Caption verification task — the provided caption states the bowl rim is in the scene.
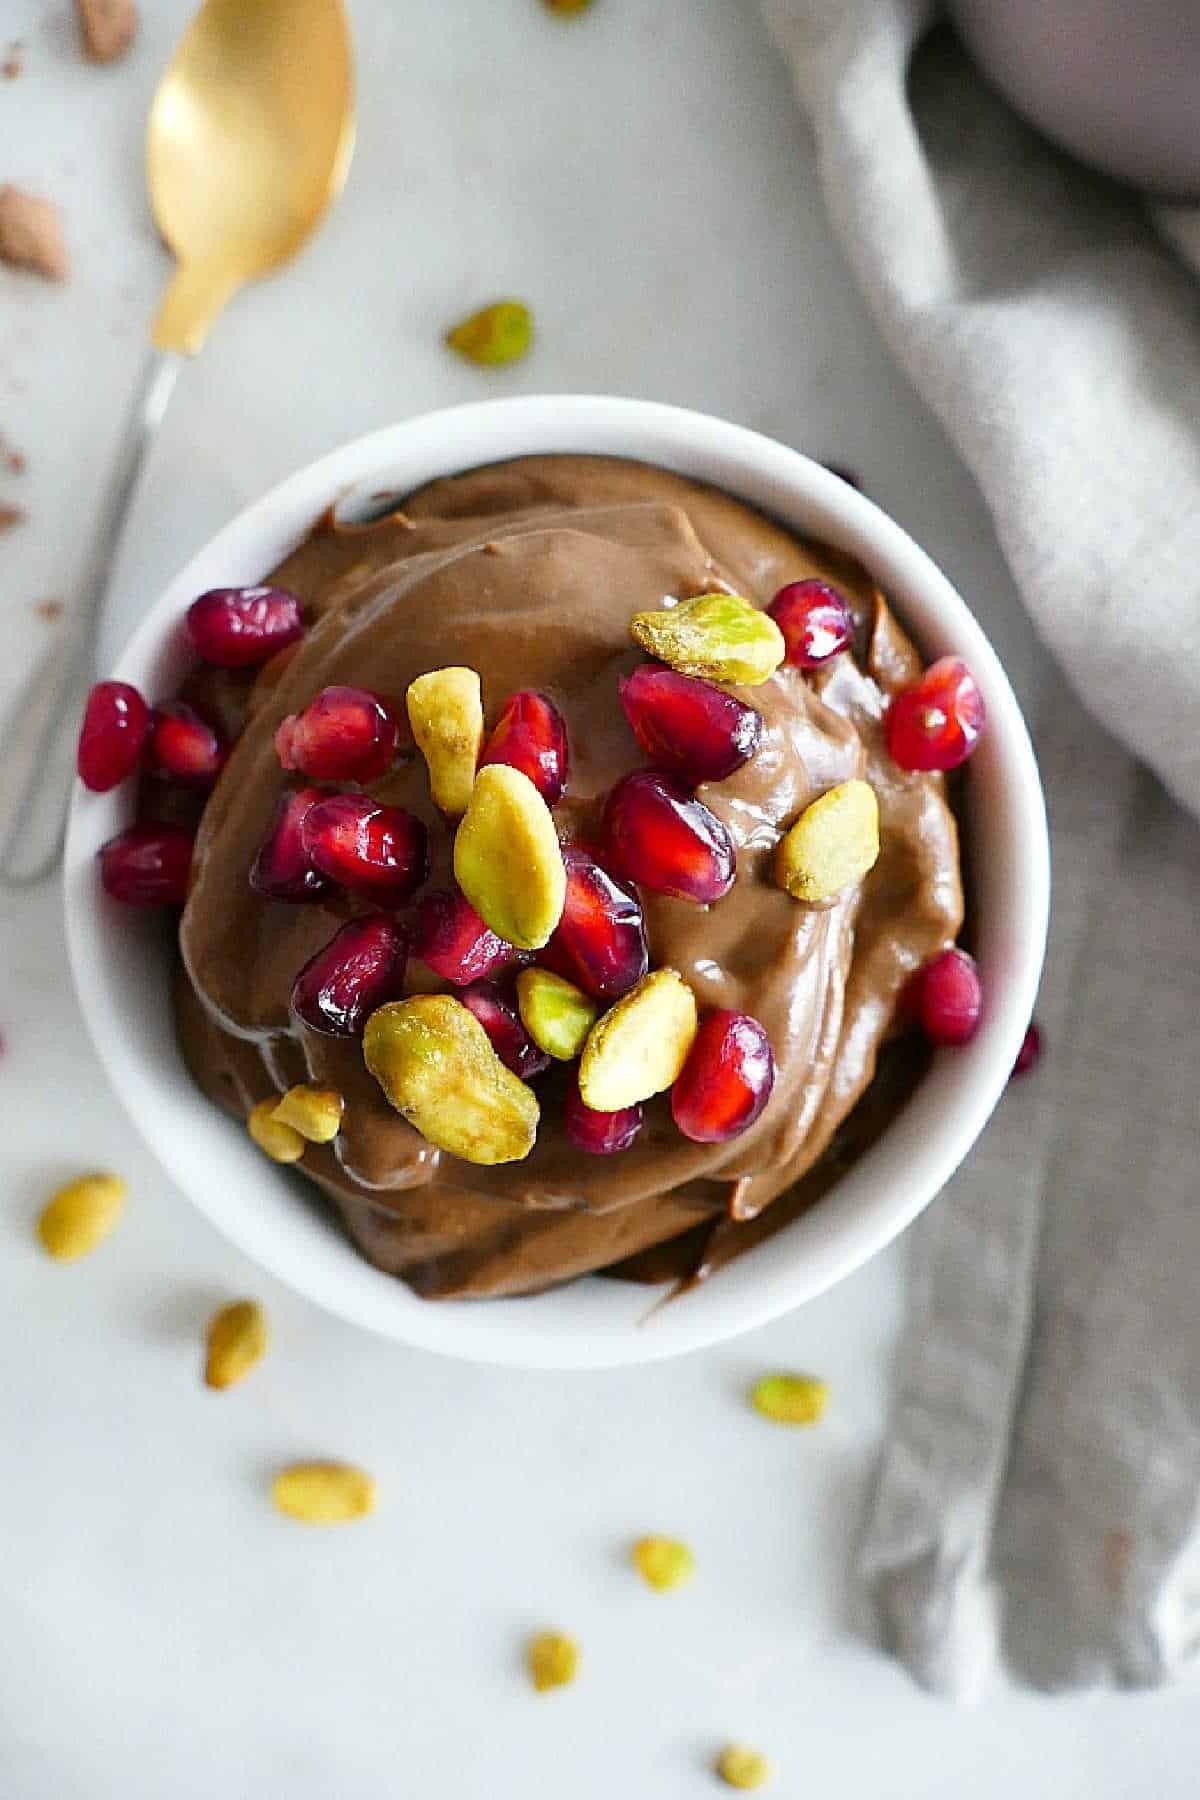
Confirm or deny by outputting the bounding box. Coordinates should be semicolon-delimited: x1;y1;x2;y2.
63;395;1049;1369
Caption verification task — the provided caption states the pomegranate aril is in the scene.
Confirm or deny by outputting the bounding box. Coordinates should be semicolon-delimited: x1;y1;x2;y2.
250;787;332;902
619;665;762;783
670;1009;775;1143
886;657;986;773
1012;1020;1043;1079
459;981;551;1080
905;947;982;1046
275;685;401;783
77;680;151;791
186;586;303;668
768;579;854;670
603;771;736;904
412;887;517;985
98;823;193;906
149;701;224;786
290;915;407;1037
300;794;429;904
478;689;568;805
540;848;647;1000
563;1070;643;1155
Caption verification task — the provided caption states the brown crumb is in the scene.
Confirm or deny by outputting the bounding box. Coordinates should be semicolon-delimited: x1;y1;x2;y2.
76;0;138;64
0;503;26;534
33;598;63;622
2;43;23;80
1;433;26;474
0;187;68;282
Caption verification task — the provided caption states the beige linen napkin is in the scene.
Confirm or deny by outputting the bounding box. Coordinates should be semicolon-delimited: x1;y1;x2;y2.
761;0;1200;1693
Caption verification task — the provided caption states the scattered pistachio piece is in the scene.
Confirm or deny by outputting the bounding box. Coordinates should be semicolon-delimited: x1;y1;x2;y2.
716;1745;771;1790
454;763;566;950
578;968;698;1112
272;1462;377;1524
364;994;540;1165
750;1373;829;1426
630;593;784;687
446;300;533;368
36;1173;126;1261
204;1299;269;1391
632;1535;695;1591
544;0;593;12
774;778;880;905
271;1084;344;1144
516;967;598;1061
527;1630;580;1692
406;666;485;815
247;1099;305;1164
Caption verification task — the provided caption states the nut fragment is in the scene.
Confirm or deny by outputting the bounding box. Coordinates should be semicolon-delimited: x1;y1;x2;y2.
630;593;784;687
750;1373;829;1426
0;504;25;534
37;1173;126;1261
364;995;539;1165
632;1535;695;1591
446;299;533;367
716;1745;771;1790
454;763;566;950
406;666;484;815
774;779;879;905
76;0;138;63
544;0;592;12
204;1299;269;1390
272;1462;377;1524
578;968;698;1112
0;185;68;281
527;1630;579;1692
247;1099;305;1164
271;1084;344;1144
516;967;598;1061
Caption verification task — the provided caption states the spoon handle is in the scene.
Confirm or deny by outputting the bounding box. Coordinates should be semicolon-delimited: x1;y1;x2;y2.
0;349;182;888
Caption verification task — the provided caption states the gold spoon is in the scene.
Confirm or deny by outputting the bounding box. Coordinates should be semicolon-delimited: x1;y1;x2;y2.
0;0;355;884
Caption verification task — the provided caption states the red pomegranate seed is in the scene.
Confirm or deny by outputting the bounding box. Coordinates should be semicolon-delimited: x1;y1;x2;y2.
460;981;550;1080
98;823;193;906
670;1009;776;1143
412;887;517;985
290;914;407;1037
77;680;151;791
768;579;854;669
275;685;400;782
618;665;762;783
148;701;224;787
540;847;647;1000
186;587;304;668
563;1070;644;1155
603;771;736;904
299;794;429;904
886;657;986;773
250;787;332;902
905;947;982;1046
478;689;568;805
1011;1020;1043;1078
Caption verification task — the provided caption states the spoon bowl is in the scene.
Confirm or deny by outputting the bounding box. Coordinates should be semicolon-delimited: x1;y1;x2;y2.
149;0;355;353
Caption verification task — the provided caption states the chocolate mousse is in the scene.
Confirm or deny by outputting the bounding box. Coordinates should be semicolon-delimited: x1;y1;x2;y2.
153;456;967;1298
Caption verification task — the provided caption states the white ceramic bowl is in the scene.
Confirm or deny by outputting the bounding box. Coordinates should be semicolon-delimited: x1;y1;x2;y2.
64;397;1049;1370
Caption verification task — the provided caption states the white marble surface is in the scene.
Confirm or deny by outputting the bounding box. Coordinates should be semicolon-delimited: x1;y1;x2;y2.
3;2;1198;1794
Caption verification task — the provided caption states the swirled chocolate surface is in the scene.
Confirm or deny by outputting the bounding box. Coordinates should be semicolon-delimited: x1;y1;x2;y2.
175;457;963;1298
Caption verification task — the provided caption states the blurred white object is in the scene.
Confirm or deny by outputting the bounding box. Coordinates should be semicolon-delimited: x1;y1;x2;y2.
949;0;1200;198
